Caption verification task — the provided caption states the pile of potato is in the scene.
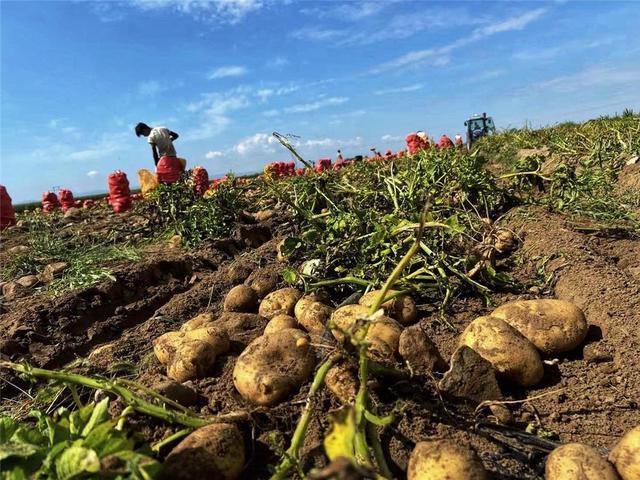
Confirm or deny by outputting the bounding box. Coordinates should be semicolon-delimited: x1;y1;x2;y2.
459;299;588;386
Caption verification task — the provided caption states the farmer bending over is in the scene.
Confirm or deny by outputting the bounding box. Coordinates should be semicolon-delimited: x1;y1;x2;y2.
135;122;183;184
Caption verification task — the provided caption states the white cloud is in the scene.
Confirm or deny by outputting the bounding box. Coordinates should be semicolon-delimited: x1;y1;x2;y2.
137;80;167;97
381;134;401;142
266;56;289;69
301;1;388;21
296;137;363;149
284;96;348;113
234;133;278;155
205;150;224;159
208;65;248;79
374;84;424;95
291;27;344;42
262;109;280;117
86;170;99;178
48;118;65;128
127;0;264;24
256;84;299;101
526;65;640;94
371;8;546;73
183;90;251;140
513;37;617;62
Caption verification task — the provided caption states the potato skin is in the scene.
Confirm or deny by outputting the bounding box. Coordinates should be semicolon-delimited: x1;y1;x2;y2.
408;440;488;480
359;290;417;325
162;423;244;480
264;314;298;335
491;299;587;356
325;363;357;404
224;285;259;313
154;331;185;365
330;304;370;342
233;328;316;406
546;443;620;480
167;340;218;383
366;316;403;361
258;288;303;319
180;312;215;332
609;426;640;480
295;295;333;336
459;316;544;387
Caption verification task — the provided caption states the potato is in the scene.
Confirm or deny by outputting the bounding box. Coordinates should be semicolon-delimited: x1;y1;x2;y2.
167;340;219;383
399;325;447;374
366;316;403;361
180;312;215;332
325;363;357;404
295;295;334;336
330;304;370;342
154;331;185;365
224;285;259;313
358;289;417;325
408;440;488;480
233;328;316;406
245;269;278;299
215;312;269;349
184;326;230;352
609;426;640;480
459;316;544;387
258;287;303;319
264;314;298;335
491;299;587;356
545;443;619;480
162;423;244;480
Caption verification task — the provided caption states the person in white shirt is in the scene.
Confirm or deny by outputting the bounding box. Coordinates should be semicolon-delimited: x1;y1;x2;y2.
135;122;179;166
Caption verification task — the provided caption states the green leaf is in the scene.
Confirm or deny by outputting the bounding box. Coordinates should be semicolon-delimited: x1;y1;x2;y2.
0;441;41;461
323;406;357;462
281;268;299;285
55;446;100;480
81;398;110;437
0;417;19;442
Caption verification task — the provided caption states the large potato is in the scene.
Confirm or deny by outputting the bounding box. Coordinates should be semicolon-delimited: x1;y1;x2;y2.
233;328;316;406
330;304;370;342
325;363;357;404
215;312;269;349
180;312;215;332
408;440;488;480
359;289;417;325
154;331;185;365
366;316;403;361
491;299;587;356
609;426;640;480
546;443;619;480
264;314;298;335
184;326;230;352
459;316;544;387
295;295;333;336
167;340;218;383
162;423;244;480
258;288;303;319
224;285;259;313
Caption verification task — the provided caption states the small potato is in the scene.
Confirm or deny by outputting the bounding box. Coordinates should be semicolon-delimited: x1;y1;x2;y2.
224;285;259;313
366;316;403;361
399;325;447;374
154;331;185;365
162;423;245;480
408;440;488;480
545;443;619;480
330;304;370;342
491;299;587;356
325;363;357;404
459;316;544;387
264;314;298;335
233;328;316;406
245;270;278;299
258;288;303;319
358;290;417;325
167;340;219;383
609;426;640;480
295;295;333;336
180;313;215;332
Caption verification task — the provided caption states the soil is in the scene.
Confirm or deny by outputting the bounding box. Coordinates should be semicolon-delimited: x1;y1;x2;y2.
1;203;639;479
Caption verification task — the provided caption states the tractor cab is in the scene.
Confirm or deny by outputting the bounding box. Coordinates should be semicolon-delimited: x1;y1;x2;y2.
464;113;495;145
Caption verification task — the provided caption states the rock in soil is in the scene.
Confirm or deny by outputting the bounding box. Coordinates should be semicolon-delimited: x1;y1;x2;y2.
16;275;39;288
438;346;503;403
583;342;614;364
399;325;447;375
41;261;68;283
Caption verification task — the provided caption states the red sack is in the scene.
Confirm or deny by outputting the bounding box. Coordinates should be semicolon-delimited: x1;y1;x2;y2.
42;191;61;213
405;133;428;154
82;199;95;209
314;158;332;173
438;135;454;149
58;189;75;212
192;166;209;197
0;185;16;229
156;156;182;184
108;170;132;213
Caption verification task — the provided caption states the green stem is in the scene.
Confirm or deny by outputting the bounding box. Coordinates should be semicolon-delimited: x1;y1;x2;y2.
271;356;337;480
367;421;392;479
1;361;248;429
68;385;84;409
309;276;371;288
152;428;192;452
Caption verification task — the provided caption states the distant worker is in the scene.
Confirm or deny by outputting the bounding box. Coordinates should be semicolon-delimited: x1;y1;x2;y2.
438;134;454;149
135;122;183;184
336;149;344;162
454;134;463;147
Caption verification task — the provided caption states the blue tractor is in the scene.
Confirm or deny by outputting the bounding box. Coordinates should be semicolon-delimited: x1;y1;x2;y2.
464;113;496;146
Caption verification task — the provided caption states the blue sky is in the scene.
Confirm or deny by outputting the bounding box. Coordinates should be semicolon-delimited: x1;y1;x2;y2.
1;0;639;203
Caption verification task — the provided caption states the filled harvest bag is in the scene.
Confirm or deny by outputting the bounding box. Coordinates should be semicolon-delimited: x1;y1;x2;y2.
138;169;159;198
0;185;16;229
191;166;209;197
108;170;132;213
42;191;61;213
58;189;75;212
156;156;183;184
